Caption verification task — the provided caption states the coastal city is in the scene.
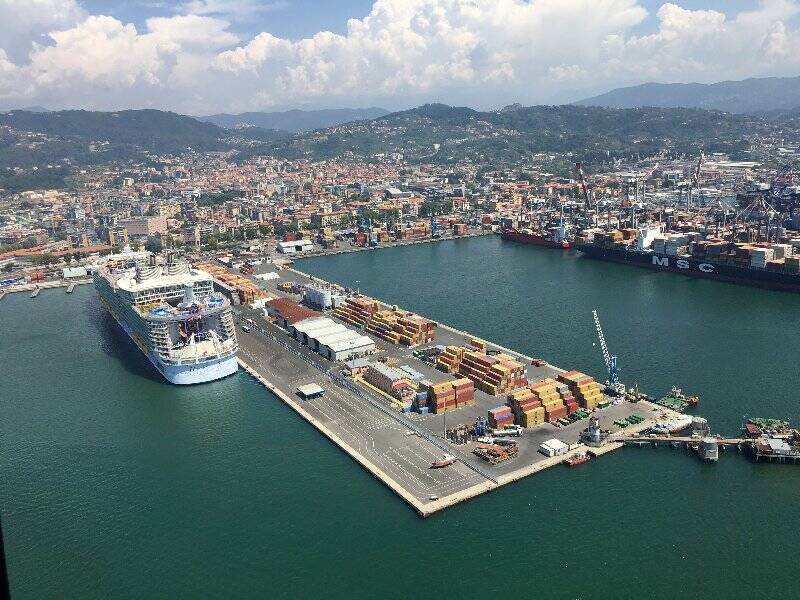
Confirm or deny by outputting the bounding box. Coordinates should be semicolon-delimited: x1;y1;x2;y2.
3;135;800;517
3;1;800;598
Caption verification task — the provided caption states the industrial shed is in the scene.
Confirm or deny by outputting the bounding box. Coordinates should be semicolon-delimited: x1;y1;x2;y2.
290;316;376;362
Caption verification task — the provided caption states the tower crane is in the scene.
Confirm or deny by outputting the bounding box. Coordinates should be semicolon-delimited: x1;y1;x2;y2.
592;310;623;394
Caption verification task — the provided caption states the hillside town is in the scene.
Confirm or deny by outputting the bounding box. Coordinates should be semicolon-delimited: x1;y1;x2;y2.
2;144;800;294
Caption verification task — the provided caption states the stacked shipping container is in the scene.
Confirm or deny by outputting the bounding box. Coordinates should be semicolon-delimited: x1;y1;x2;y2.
427;378;475;413
395;222;432;241
333;296;380;328
557;371;603;410
457;351;526;396
507;388;545;428
365;309;436;346
528;379;567;423
437;348;526;395
488;405;514;429
436;345;465;373
194;261;268;305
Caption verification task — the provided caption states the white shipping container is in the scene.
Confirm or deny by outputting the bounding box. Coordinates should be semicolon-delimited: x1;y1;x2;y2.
772;244;793;259
538;438;568;457
751;248;774;267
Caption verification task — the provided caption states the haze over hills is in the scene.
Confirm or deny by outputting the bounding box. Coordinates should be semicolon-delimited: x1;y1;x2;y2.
575;76;800;114
199;108;390;133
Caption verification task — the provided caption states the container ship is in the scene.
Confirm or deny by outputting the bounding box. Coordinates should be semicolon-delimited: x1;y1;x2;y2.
574;226;800;293
94;251;239;384
501;227;570;249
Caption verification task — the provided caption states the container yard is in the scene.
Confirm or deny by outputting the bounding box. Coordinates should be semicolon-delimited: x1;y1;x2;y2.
225;259;697;516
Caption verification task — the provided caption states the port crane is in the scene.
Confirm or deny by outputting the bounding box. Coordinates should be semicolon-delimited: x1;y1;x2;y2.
575;162;593;209
592;310;623;394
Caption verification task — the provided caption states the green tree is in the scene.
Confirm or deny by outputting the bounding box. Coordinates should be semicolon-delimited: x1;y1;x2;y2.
31;253;57;266
144;236;163;253
2;262;14;272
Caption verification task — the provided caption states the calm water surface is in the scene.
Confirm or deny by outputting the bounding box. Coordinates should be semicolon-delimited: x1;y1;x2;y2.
2;236;799;599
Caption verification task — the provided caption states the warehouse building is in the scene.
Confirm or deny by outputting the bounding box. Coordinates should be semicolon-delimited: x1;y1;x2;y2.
277;239;314;254
290;316;376;362
267;297;321;329
363;362;414;400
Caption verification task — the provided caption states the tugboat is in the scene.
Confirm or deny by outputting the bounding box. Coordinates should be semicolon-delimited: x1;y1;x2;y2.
430;455;457;469
564;452;591;467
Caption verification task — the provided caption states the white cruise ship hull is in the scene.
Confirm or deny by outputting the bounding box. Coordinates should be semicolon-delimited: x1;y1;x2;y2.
112;308;238;385
94;250;240;386
151;352;238;385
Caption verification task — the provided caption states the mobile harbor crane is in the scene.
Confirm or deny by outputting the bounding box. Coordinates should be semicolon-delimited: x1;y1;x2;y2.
592;310;624;395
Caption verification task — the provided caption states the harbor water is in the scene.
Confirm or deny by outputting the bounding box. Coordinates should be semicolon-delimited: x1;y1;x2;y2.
2;235;799;598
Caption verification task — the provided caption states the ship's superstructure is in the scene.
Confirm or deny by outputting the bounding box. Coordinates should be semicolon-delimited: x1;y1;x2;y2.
94;251;238;384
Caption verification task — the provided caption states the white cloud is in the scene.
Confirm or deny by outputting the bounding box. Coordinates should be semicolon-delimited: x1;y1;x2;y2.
0;0;85;62
180;0;287;19
2;0;800;112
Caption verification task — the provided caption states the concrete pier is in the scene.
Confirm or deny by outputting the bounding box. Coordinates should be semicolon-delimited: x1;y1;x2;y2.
232;264;686;515
4;279;92;295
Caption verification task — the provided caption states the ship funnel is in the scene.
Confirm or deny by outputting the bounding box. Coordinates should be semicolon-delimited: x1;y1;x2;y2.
179;283;196;308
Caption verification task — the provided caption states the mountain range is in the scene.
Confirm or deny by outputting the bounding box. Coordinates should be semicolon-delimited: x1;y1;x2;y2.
198;107;389;133
264;103;770;165
576;75;800;114
0;102;790;193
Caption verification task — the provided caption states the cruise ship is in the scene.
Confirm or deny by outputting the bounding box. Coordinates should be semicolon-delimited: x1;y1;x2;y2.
94;251;238;384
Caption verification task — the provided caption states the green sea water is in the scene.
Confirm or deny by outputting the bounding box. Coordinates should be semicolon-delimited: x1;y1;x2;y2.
2;235;799;599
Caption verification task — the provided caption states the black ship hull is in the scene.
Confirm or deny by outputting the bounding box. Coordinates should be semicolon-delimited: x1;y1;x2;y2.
575;243;800;293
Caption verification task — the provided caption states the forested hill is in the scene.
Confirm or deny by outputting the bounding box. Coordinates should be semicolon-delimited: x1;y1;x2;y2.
0;109;287;192
265;103;776;164
1;109;226;153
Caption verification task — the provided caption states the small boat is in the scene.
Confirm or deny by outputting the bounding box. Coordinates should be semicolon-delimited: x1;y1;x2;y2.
430;455;457;469
564;452;591;467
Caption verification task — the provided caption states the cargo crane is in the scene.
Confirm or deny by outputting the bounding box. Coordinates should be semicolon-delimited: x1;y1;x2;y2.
575;162;593;209
430;214;440;238
734;193;778;243
688;150;704;211
592;310;623;395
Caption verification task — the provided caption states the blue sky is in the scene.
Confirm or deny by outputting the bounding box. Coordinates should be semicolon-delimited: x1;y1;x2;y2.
81;0;766;40
2;0;799;113
81;0;378;39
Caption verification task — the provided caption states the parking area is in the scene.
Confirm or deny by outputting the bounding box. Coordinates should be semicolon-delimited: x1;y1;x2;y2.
234;310;491;505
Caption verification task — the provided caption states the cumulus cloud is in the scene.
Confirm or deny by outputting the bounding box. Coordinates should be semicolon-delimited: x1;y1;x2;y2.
0;0;85;62
1;0;800;113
